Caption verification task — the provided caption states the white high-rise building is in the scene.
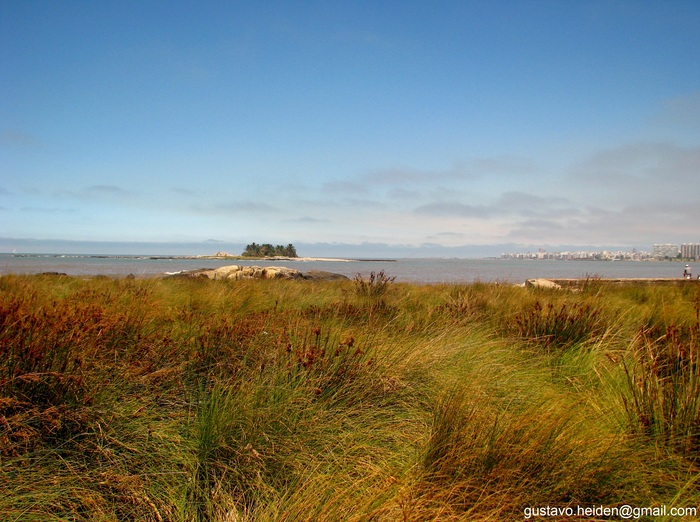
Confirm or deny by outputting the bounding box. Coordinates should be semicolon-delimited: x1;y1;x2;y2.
681;243;700;259
652;244;680;259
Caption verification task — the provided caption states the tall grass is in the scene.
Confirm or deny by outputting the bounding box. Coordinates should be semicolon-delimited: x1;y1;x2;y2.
619;318;700;458
2;274;700;520
511;300;606;351
352;270;396;299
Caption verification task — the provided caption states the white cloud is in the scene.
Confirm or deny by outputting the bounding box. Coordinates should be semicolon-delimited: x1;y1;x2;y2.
569;142;699;197
650;92;700;133
506;200;700;246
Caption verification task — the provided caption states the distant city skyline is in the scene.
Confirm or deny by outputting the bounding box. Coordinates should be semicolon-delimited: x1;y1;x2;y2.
2;2;699;253
1;236;698;260
502;242;700;261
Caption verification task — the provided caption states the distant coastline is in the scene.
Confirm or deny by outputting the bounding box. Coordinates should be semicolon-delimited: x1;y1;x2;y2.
9;252;397;263
1;254;691;282
6;251;694;263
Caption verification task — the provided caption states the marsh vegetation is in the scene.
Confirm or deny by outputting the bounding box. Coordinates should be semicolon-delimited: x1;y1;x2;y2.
1;273;699;520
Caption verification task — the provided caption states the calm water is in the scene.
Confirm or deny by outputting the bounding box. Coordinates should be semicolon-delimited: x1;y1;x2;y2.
0;253;691;283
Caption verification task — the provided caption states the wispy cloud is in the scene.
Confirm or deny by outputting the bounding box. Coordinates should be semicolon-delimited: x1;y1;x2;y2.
414;192;575;220
414;201;490;218
506;199;700;245
170;187;198;196
366;156;538;185
0;129;41;147
569;142;700;194
190;201;281;216
286;216;330;224
20;206;76;214
386;187;422;200
85;185;135;197
650;91;700;132
41;184;138;201
333;29;397;49
368;164;471;185
322;180;369;194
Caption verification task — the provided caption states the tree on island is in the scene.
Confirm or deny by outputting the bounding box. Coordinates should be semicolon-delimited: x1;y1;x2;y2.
242;243;297;258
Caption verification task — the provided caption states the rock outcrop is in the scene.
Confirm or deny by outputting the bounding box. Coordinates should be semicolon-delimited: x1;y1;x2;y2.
525;278;562;289
169;265;349;281
197;265;304;280
302;270;351;281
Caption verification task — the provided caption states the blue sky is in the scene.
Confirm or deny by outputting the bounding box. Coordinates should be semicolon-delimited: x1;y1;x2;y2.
2;1;699;256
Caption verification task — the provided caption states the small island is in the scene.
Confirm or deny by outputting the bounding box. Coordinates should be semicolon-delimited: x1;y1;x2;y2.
240;242;297;258
176;243;395;263
196;243;299;261
203;243;379;262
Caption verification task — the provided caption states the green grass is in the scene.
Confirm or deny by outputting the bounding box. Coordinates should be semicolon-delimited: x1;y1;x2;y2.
1;274;700;520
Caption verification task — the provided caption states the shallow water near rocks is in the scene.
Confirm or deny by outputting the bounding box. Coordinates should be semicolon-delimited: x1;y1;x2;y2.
0;254;690;284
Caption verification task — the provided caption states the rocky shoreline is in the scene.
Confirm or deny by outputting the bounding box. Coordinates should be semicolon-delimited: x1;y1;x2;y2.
165;264;350;281
525;277;697;289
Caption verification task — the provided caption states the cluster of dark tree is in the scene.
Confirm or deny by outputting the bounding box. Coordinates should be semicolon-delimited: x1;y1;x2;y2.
241;243;298;258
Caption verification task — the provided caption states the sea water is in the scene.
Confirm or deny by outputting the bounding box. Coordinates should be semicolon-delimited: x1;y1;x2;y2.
0;253;689;283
